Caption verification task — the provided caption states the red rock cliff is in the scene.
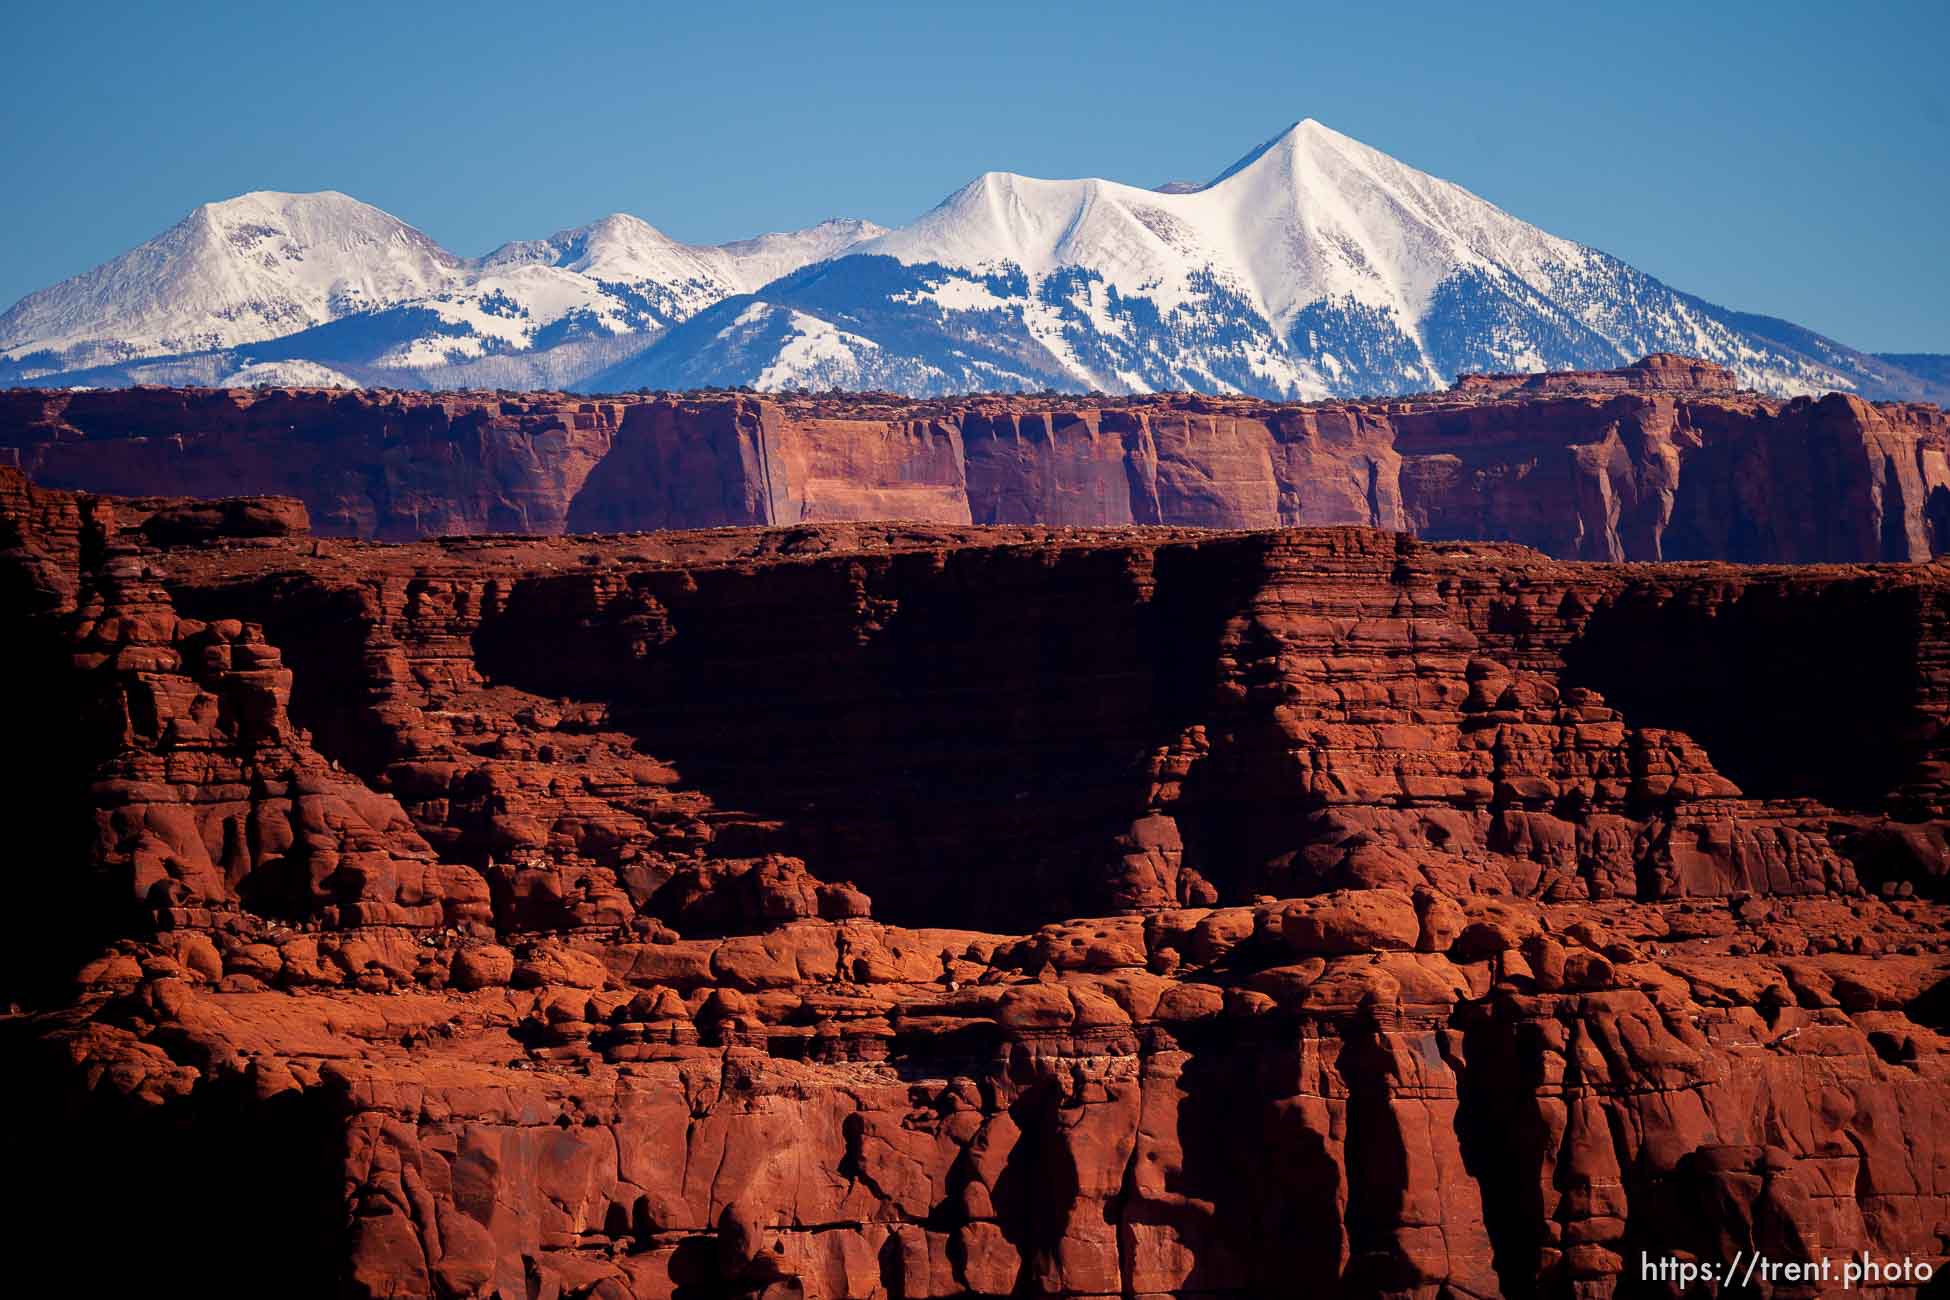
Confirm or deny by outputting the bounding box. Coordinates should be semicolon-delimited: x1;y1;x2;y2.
7;357;1948;562
5;469;1950;1297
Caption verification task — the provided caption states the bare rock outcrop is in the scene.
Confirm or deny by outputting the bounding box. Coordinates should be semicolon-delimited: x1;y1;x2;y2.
7;356;1949;562
5;470;1950;1297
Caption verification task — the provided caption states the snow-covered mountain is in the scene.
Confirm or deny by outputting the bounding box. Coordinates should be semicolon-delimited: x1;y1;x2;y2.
0;191;462;374
593;120;1945;402
0;195;883;389
257;214;884;377
4;125;1943;402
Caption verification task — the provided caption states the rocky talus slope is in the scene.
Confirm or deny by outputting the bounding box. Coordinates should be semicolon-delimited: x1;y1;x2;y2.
5;465;1950;1298
6;355;1950;563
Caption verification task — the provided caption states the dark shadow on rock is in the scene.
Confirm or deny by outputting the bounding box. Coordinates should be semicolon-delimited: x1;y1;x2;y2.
0;1041;349;1297
468;538;1257;933
1562;580;1930;812
1155;1025;1345;1296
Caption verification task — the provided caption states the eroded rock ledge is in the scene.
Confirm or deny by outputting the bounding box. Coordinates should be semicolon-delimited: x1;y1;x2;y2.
6;354;1949;563
4;468;1950;1298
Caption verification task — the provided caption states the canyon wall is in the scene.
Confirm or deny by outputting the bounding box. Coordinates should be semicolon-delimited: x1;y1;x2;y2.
6;468;1950;1297
7;355;1949;562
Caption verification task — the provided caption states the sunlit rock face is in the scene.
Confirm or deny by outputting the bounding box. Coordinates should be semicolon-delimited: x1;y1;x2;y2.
8;355;1950;564
5;457;1950;1297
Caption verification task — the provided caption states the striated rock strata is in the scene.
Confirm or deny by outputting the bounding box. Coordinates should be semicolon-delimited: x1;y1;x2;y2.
5;467;1950;1297
6;355;1950;563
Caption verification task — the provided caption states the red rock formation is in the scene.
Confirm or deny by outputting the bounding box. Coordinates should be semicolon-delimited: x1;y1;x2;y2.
0;387;628;537
1450;351;1741;396
5;470;1950;1298
6;357;1948;562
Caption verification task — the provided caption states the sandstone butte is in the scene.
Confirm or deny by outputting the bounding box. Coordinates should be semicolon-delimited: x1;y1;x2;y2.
2;353;1949;564
3;355;1950;1300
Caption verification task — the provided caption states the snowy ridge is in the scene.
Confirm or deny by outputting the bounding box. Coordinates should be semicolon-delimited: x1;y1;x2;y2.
5;125;1942;403
703;218;890;293
0;191;463;370
613;120;1913;401
219;358;360;389
0;197;882;383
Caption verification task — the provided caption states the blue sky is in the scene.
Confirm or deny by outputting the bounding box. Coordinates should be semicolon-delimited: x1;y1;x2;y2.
4;0;1945;351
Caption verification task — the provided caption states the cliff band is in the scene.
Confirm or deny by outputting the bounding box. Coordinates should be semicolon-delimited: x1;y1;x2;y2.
6;355;1949;564
5;461;1950;1297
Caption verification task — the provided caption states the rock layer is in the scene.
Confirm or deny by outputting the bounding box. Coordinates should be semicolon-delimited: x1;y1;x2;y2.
5;470;1950;1298
6;355;1950;562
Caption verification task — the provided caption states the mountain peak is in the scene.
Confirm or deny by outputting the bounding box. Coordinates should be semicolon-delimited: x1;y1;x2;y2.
582;211;670;238
4;128;1924;404
807;216;884;234
0;187;463;366
568;211;684;252
192;189;406;226
213;187;357;203
705;218;888;293
608;119;1912;402
181;189;455;270
200;188;336;210
1205;117;1348;188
